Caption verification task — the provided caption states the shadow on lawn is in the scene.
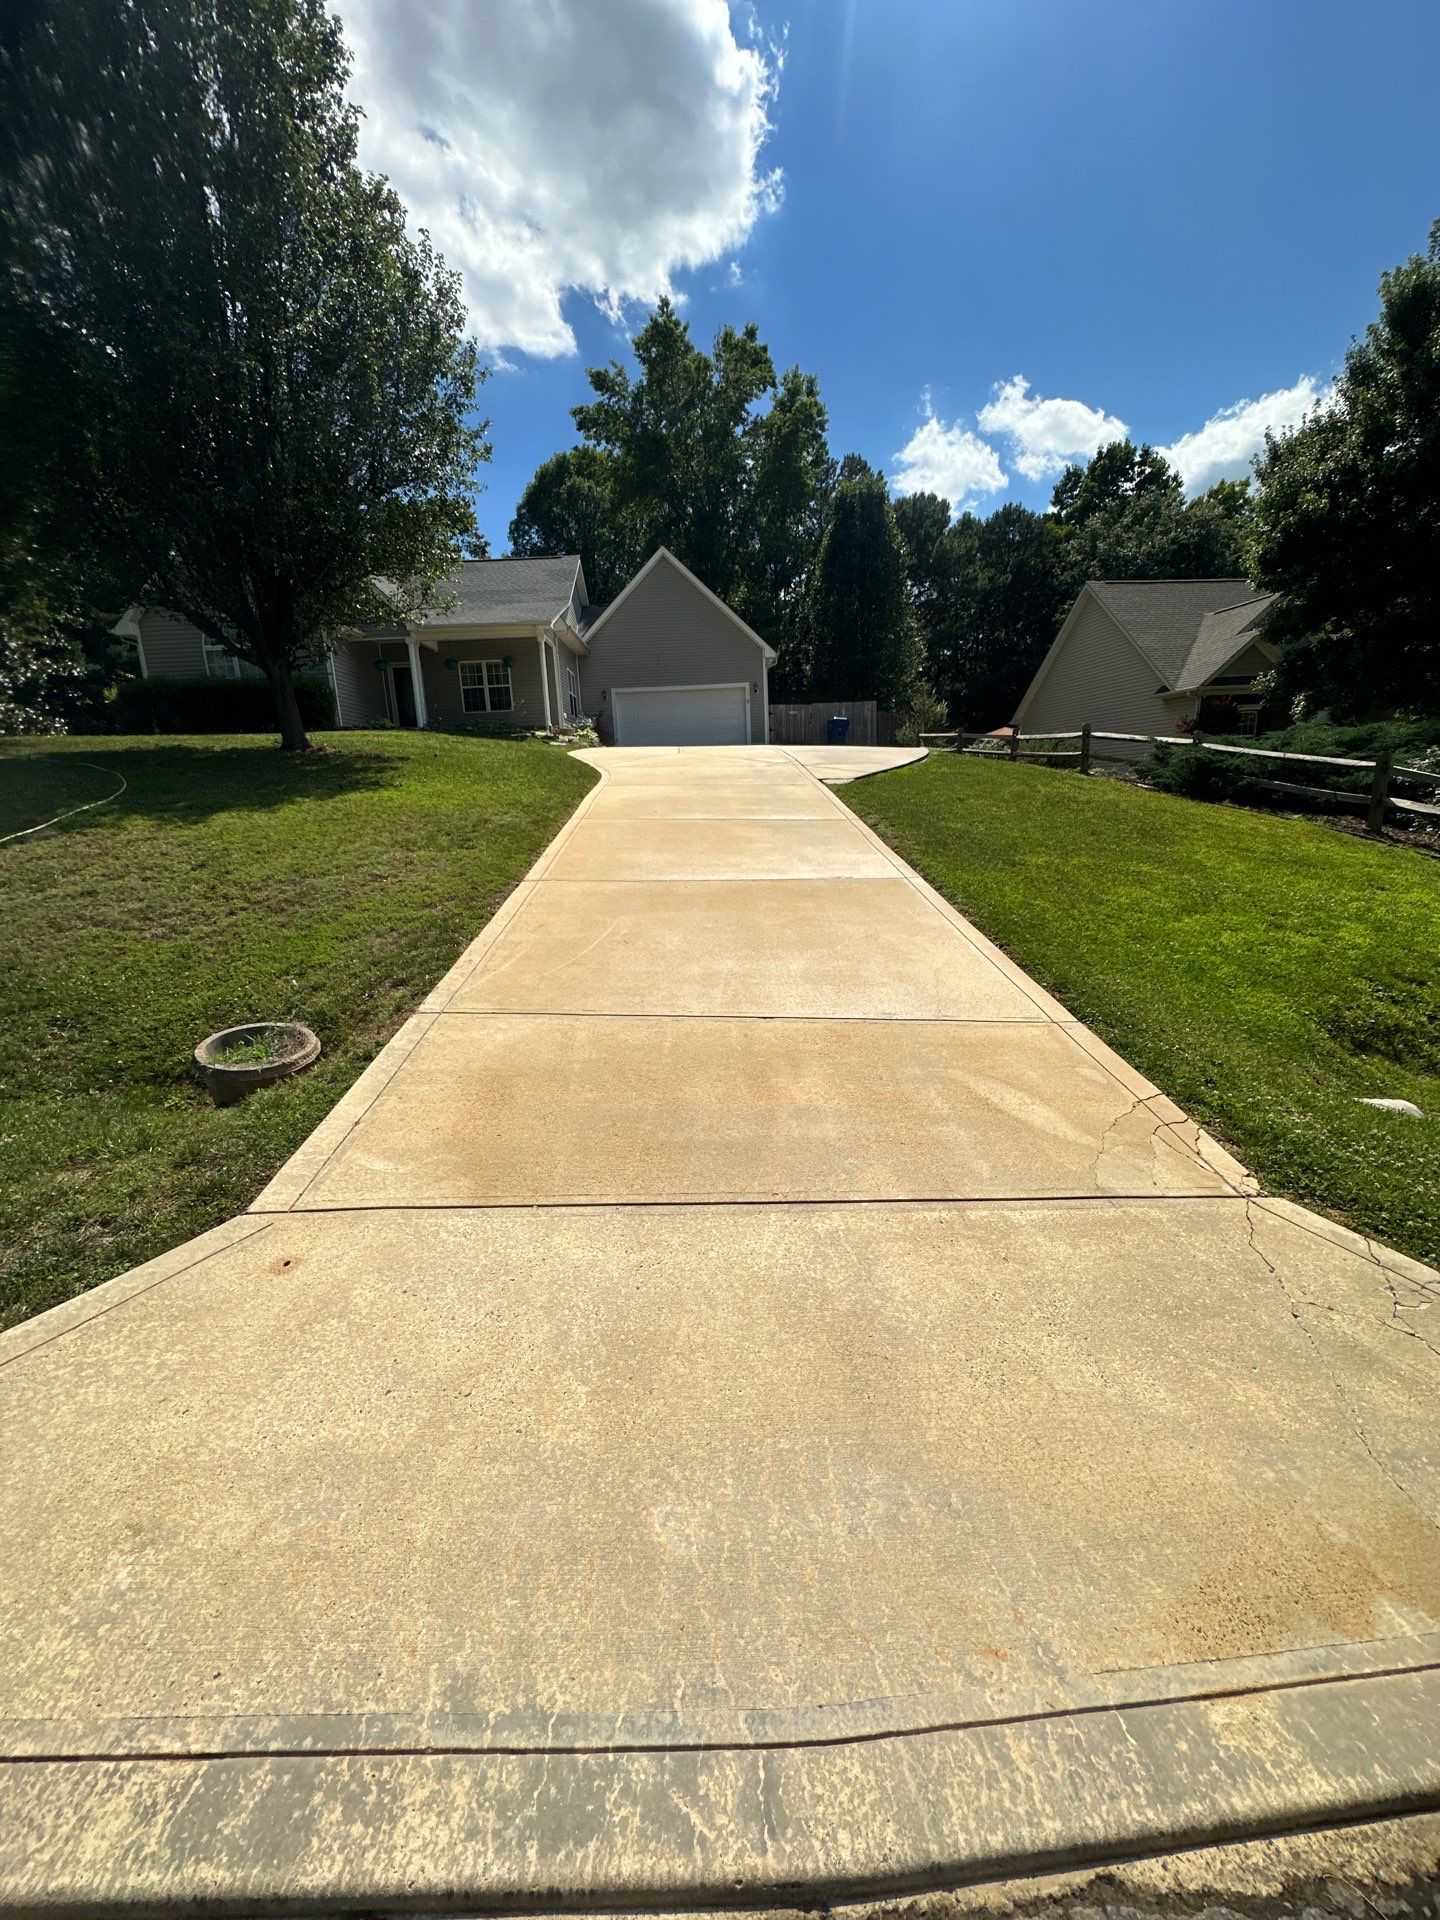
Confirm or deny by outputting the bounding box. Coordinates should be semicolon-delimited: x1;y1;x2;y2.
5;742;401;836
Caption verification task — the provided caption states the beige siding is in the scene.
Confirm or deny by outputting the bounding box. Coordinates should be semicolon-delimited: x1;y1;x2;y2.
1018;597;1176;743
416;638;549;729
579;559;767;743
137;610;208;678
137;609;266;681
1210;642;1271;683
330;641;391;726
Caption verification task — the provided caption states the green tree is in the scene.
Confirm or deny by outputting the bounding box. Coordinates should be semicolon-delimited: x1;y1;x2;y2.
893;492;952;617
1051;439;1248;584
733;368;834;699
1051;439;1180;528
807;473;917;707
894;490;960;710
954;506;1071;725
1;0;486;750
571;298;773;598
1251;221;1440;715
521;306;834;687
508;447;629;602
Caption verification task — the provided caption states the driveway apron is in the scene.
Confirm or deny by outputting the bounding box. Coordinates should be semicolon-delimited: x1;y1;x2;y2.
2;745;1438;1914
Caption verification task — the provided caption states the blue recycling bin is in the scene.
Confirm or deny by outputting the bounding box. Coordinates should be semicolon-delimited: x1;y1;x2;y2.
827;714;850;744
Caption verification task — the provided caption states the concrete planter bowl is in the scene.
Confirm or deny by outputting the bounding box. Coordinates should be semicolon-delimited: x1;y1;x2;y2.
194;1022;320;1106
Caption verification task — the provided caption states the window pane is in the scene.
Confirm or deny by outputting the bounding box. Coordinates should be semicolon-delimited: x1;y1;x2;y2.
486;661;513;712
461;684;486;713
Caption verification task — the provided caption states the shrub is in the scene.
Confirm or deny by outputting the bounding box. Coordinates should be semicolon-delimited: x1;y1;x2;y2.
895;683;947;747
1140;743;1264;804
105;674;335;734
1219;716;1440;759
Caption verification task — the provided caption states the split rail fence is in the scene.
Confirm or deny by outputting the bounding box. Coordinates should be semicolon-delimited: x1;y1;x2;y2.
916;726;1440;833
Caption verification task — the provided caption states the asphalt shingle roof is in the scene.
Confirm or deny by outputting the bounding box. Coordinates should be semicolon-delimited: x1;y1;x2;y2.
1177;597;1277;691
413;555;583;630
1086;580;1275;690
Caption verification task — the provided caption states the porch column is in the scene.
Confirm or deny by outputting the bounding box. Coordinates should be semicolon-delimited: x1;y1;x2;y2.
550;640;564;723
537;631;553;729
406;636;429;729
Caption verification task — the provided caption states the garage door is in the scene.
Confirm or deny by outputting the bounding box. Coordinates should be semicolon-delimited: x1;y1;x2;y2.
612;683;749;746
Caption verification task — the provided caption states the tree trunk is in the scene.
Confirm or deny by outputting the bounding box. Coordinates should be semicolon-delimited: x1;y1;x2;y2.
263;655;311;752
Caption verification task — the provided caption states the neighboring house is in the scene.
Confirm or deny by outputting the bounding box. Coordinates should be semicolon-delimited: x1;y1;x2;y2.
116;546;776;746
1013;580;1280;744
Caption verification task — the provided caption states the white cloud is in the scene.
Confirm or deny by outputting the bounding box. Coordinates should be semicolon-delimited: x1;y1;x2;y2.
1161;377;1329;493
336;0;783;359
976;375;1127;482
891;398;1008;513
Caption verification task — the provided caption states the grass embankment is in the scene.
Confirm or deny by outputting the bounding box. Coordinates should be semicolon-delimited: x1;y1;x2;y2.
0;733;595;1327
849;752;1440;1264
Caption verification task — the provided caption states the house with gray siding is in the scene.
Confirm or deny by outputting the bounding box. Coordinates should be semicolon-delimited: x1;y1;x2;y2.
118;547;775;746
1012;579;1280;748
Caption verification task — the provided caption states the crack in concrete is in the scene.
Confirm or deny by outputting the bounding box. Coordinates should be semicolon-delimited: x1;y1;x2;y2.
1343;1231;1440;1365
1093;1094;1181;1194
1243;1201;1437;1527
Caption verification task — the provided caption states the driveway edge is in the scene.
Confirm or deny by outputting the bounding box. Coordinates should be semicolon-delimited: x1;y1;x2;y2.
3;1668;1438;1914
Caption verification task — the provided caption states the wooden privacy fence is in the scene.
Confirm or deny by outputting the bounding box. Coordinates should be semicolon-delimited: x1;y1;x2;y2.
917;726;1440;833
770;699;880;746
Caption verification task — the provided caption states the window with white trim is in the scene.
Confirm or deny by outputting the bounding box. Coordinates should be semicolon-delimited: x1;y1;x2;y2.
565;664;581;720
202;636;243;680
460;658;513;714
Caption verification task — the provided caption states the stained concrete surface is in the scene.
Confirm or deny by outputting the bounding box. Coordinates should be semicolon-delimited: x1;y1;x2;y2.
1;744;1437;1914
265;1013;1244;1209
441;877;1051;1019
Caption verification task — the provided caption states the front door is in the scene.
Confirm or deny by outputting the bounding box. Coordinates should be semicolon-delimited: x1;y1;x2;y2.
391;663;417;728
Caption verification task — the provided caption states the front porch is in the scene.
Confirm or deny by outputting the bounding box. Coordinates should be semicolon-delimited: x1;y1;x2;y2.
332;628;586;733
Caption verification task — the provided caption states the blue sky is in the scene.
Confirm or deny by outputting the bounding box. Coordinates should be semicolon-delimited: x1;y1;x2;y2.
337;0;1440;551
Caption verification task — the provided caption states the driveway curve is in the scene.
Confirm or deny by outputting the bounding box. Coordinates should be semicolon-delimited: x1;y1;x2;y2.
2;745;1438;1913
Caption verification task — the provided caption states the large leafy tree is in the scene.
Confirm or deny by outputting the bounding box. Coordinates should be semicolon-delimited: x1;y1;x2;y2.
513;305;833;688
1051;440;1248;584
731;367;834;698
571;299;772;598
900;505;1070;728
508;447;629;603
1251;221;1440;715
807;471;917;707
893;492;952;627
1;0;486;749
952;506;1072;726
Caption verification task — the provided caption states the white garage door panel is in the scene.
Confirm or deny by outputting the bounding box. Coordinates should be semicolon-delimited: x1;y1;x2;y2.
614;684;748;746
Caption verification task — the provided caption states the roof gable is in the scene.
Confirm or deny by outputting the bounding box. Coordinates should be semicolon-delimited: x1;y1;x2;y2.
1011;582;1155;723
580;548;777;662
1085;580;1263;687
1173;597;1278;691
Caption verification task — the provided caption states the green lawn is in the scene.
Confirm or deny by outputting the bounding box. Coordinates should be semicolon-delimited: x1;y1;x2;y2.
0;733;595;1328
849;753;1440;1266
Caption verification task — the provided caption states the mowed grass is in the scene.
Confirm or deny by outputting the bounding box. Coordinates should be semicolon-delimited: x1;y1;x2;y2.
0;733;595;1327
849;753;1440;1265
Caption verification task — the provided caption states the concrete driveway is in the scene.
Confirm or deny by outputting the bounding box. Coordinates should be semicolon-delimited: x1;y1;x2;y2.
2;746;1438;1913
